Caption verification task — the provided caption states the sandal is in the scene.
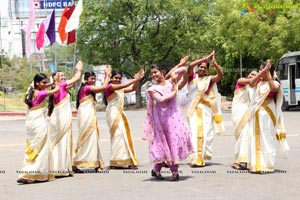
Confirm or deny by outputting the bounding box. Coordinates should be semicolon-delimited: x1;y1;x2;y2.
151;170;164;180
72;166;84;173
232;163;247;170
128;165;138;170
109;166;125;170
169;173;179;181
17;178;34;184
95;167;104;172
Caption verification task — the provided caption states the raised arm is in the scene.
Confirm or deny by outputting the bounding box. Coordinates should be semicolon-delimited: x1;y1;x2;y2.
90;65;112;93
188;51;214;77
66;61;83;86
150;90;176;103
47;84;60;96
110;70;144;92
265;62;280;92
210;54;223;84
165;55;189;80
237;77;251;86
178;72;188;90
124;69;145;93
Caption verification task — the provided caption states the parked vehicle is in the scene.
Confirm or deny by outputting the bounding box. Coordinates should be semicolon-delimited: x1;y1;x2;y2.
276;51;300;110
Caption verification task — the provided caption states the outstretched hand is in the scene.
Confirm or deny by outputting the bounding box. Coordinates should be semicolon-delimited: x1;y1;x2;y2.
180;55;189;66
75;61;83;72
105;65;112;76
134;69;145;81
207;50;215;61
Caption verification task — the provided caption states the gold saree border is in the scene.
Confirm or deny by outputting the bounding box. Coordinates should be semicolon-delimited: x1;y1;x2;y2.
276;132;286;140
235;111;249;140
25;134;47;163
122;113;139;165
30;99;47;110
187;76;210;120
255;110;261;172
233;85;248;97
196;106;204;166
18;173;55;181
54;94;70;107
75;116;96;153
110;158;134;166
73;160;105;169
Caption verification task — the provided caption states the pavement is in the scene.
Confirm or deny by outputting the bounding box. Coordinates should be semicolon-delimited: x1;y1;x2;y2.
0;108;300;200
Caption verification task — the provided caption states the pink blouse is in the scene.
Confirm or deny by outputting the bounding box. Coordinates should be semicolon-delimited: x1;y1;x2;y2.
79;85;91;100
54;81;68;104
106;84;114;98
235;82;246;91
31;90;48;108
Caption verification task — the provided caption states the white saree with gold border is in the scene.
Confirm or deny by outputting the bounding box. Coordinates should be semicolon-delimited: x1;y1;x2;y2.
106;90;138;167
187;76;224;166
73;95;105;169
49;95;73;176
18;100;54;181
232;85;252;164
248;81;289;172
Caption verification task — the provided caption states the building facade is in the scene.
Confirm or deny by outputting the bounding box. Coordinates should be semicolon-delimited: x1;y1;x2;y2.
0;0;75;58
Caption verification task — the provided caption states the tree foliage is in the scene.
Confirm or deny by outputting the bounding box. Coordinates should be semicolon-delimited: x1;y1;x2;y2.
4;0;300;105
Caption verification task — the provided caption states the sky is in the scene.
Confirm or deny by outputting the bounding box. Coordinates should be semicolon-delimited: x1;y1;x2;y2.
0;0;9;18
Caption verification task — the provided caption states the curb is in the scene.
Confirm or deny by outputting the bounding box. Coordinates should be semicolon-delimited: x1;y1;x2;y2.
0;111;78;117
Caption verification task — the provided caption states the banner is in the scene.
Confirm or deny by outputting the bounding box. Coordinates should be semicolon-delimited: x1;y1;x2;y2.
34;0;73;10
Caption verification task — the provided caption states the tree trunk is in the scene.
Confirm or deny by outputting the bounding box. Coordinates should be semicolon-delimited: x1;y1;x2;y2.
135;83;142;109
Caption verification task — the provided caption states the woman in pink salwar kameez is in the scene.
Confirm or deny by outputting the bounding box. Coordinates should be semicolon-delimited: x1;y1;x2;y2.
143;57;193;181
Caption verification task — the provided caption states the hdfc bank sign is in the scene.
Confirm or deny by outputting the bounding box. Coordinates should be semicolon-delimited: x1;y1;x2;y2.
34;0;73;10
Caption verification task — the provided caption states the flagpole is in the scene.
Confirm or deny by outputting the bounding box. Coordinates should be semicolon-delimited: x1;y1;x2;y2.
73;43;77;70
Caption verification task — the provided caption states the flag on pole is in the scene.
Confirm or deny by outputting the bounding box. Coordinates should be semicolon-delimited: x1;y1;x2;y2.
65;0;83;33
36;9;56;50
24;0;36;54
58;7;68;43
58;5;76;44
36;23;45;50
67;29;76;45
46;9;56;45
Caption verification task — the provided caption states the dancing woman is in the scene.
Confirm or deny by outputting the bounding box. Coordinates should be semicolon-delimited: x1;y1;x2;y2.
248;61;289;173
17;73;59;184
72;66;111;173
105;69;144;169
231;70;257;170
143;57;193;181
186;51;224;167
48;61;83;177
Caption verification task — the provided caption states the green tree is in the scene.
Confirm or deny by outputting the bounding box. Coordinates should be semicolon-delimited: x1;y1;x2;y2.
201;0;300;97
77;0;212;107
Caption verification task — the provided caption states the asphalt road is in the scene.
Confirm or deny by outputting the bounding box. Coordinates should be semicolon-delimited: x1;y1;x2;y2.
0;109;299;200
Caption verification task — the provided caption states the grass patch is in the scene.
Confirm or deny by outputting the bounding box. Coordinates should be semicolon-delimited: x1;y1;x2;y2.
0;97;26;111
